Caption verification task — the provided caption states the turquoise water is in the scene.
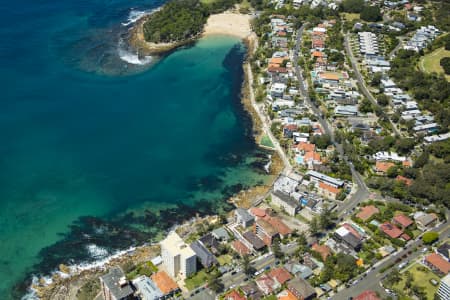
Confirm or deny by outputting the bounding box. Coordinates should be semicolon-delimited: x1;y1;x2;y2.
0;1;270;298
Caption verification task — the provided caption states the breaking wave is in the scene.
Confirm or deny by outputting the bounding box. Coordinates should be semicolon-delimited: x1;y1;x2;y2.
121;8;160;26
118;38;153;65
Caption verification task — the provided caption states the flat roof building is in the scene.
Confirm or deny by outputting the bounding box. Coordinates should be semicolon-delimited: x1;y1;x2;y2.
132;275;163;300
160;231;196;279
99;267;134;300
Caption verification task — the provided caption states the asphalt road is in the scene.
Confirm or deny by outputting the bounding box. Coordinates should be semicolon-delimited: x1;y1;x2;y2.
293;24;370;216
332;221;450;299
343;34;401;137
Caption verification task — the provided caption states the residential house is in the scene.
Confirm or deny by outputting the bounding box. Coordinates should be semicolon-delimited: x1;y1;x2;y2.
212;227;230;241
241;282;263;300
256;274;281;295
243;231;266;251
232;240;251;256
284;263;313;279
356;205;379;222
277;290;298;300
374;161;395;175
317;181;341;200
396;175;413;186
437;243;450;261
379;222;402;239
334;225;362;251
424;253;450;276
255;219;279;246
306;170;344;188
392;214;413;229
99;267;134;300
334;105;358;116
190;240;217;269
132;275;163;300
287;277;316;300
224;290;247;300
414;212;438;231
271;190;299;216
235;208;255;228
269;267;293;285
354;290;381;300
265;216;293;238
151;271;180;298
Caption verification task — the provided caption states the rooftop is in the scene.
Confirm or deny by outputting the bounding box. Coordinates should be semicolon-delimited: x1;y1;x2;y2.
354;290;381;300
393;214;414;228
99;267;134;300
287;277;316;299
425;253;450;274
312;243;331;261
243;231;266;250
151;271;179;295
132;275;163;300
356;205;379;221
160;231;195;259
380;222;403;239
269;267;293;285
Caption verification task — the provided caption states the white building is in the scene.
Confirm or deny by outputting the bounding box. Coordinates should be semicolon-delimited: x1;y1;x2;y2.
437;273;450;300
160;231;196;279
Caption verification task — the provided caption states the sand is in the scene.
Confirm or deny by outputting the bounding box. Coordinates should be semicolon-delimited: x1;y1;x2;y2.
203;12;252;39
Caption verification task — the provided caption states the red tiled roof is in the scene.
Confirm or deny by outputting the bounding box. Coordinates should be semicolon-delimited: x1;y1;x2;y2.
304;151;321;162
232;240;250;256
151;271;178;294
396;175;413;186
354;290;381;300
268;66;288;73
265;216;292;236
425;253;450;274
277;290;298;300
356;205;380;221
284;124;298;131
401;233;411;241
312;243;331;261
380;222;403;239
343;223;362;240
269;267;293;285
402;160;411;167
250;207;267;218
319;181;340;195
312;51;325;57
296;142;315;152
393;214;413;228
375;161;395;173
224;290;247;300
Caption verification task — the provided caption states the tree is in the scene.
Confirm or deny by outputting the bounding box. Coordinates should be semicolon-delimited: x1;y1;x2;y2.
371;72;382;87
319;206;337;230
377;94;389;106
385;269;401;287
360;5;382;22
359;98;374;113
207;269;223;293
422;231;439;244
295;232;308;258
309;216;321;237
242;255;254;276
440;57;450;75
271;238;283;259
342;0;365;13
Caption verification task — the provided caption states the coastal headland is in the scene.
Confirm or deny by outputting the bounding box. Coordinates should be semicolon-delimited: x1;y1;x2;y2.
129;10;252;55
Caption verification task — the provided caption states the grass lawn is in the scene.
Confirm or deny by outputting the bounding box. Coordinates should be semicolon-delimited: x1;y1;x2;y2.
185;269;209;291
341;13;360;21
419;47;450;81
217;254;232;266
126;261;158;280
260;134;275;148
392;263;440;299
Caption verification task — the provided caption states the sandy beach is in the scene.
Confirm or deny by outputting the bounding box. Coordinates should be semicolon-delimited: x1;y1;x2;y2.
203;12;252;38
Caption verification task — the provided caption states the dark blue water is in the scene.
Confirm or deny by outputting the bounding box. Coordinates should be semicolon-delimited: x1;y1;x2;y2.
0;0;270;298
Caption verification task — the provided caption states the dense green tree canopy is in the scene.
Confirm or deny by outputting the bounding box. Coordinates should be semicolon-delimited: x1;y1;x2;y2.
360;6;382;22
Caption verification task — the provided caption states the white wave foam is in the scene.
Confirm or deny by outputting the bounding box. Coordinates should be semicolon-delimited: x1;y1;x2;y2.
121;8;160;26
118;48;153;65
86;244;109;260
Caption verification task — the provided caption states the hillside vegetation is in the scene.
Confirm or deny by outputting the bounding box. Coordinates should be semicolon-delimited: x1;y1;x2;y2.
143;0;238;43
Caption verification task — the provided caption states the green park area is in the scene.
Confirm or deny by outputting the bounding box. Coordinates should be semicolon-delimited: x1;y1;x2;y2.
260;134;275;148
419;47;450;81
392;263;440;299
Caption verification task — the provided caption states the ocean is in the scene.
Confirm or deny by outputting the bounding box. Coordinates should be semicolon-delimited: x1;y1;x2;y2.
0;0;271;298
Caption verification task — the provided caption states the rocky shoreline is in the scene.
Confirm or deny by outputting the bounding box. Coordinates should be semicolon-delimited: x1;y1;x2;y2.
26;14;286;300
